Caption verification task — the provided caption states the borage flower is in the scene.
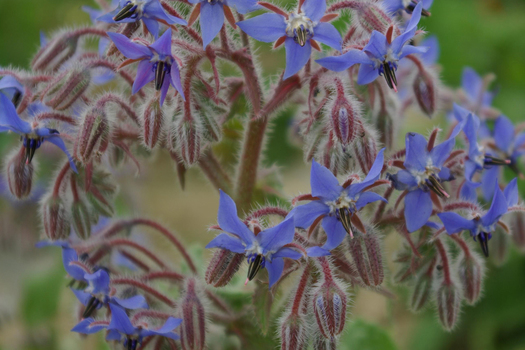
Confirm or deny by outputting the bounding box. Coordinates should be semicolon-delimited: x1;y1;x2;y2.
73;304;181;350
205;191;303;287
0;94;77;172
0;76;24;108
460;66;496;116
237;0;342;79
291;149;387;254
187;0;260;49
493;114;525;175
383;0;432;17
316;2;426;91
438;179;517;257
98;0;186;38
108;28;184;105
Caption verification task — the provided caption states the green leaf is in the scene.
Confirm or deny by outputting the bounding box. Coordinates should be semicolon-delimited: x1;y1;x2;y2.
339;319;398;350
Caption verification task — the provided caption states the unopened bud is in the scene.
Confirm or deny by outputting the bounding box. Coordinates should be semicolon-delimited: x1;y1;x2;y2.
352;124;378;174
175;118;202;165
142;97;164;149
32;34;79;71
435;282;461;331
413;70;438;118
327;80;361;145
280;314;308;350
195;106;221;142
510;212;525;251
41;194;70;240
348;229;384;287
410;270;433;312
44;67;91;110
313;335;338;350
354;3;393;34
5;146;34;199
71;200;93;240
205;249;243;287
490;228;510;266
77;107;109;163
179;278;206;350
456;252;484;305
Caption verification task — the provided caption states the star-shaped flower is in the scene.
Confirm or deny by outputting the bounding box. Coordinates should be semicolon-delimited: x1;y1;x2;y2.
438;179;517;257
291;149;387;253
98;0;186;38
237;0;342;80
383;0;433;17
205;191;303;287
316;2;426;91
460;66;496;115
0;94;77;172
493;115;525;171
108;28;184;105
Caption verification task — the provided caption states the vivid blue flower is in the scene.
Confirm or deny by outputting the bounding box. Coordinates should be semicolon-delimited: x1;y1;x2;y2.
0;94;77;172
493;114;525;171
291;149;387;253
383;0;433;17
0;76;24;108
461;67;495;113
237;0;342;80
419;35;439;66
206;191;303;287
98;0;187;39
388;129;462;232
316;2;425;91
438;179;517;257
188;0;260;49
108;29;184;105
72;304;182;350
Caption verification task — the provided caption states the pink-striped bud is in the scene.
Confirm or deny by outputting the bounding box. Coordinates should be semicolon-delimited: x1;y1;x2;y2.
354;3;393;34
5;146;34;199
312;258;348;339
86;168;116;217
413;70;438;118
77;107;109;163
195;106;221;142
142;96;164;149
205;249;243;287
179;278;206;350
352;124;378;174
280;314;308;350
348;230;384;287
327;80;361;145
510;212;525;251
175;119;202;165
44;67;91;110
490;228;510;266
71;200;93;240
435;282;461;331
457;252;484;305
313;336;338;350
41;194;70;240
32;34;78;71
410;271;433;312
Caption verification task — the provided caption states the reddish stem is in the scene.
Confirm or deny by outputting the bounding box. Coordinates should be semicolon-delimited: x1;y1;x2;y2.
434;238;452;285
53;162;71;197
111;278;176;307
291;264;311;315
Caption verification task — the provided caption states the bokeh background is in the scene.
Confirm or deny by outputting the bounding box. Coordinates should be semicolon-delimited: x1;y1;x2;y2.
0;0;525;349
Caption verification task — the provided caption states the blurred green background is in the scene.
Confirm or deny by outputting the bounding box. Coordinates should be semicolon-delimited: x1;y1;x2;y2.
0;0;525;349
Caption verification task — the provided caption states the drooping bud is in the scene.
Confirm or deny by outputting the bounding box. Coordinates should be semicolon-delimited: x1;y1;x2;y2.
5;146;34;199
41;194;71;240
413;69;438;118
409;260;435;312
327;79;362;145
313;335;338;350
86;168;116;217
352;123;378;174
490;228;510;266
312;258;348;339
354;3;393;34
43;67;91;110
348;229;384;287
280;314;308;350
435;282;461;331
179;278;206;350
205;249;243;287
32;33;79;72
142;96;164;149
194;105;221;142
77;107;110;163
510;211;525;251
71;200;93;240
175;118;202;165
456;252;484;305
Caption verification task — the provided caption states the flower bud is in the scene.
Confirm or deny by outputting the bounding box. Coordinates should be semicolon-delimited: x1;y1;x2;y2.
179;278;206;350
456;252;484;305
32;33;79;72
410;271;432;312
5;146;34;199
327;80;361;145
313;336;338;350
175;118;202;165
44;67;91;110
86;168;116;217
348;229;384;287
435;282;461;331
71;200;93;240
413;70;438;118
205;249;243;287
77;107;109;163
352;123;378;175
354;3;393;34
510;212;525;251
490;228;510;266
142;96;164;149
280;313;308;350
41;194;70;240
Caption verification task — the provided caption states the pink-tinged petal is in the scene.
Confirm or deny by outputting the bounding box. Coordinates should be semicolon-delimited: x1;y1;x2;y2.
321;216;347;251
437;212;476;235
316;49;370;72
107;32;151;59
266;257;284;287
302;0;326;22
284;37;311;79
310;160;342;200
404;189;432;232
200;2;225;49
149;28;173;57
237;13;286;43
205;233;246;253
313;22;342;51
132;60;155;95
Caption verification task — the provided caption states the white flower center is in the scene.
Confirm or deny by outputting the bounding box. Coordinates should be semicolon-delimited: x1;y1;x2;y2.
285;13;314;46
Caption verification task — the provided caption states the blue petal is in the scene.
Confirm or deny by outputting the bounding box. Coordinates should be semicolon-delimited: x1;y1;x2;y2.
423;0;434;8
464;113;481;158
347;148;385;196
438;167;454;182
429;137;455;169
205;232;246;253
391;2;422;54
363;31;388;58
481;186;508;226
71;288;92;306
265;257;284;287
108;304;136;335
237;13;286;43
494;115;515;154
313;22;342;52
284;38;311;80
316;49;370;72
217;190;255;245
144;0;187;25
437;212;477;235
85;269;110;294
404;132;429;172
389;170;418;191
0;75;24;100
35;240;70;248
462;67;483;103
481;165;499;201
504;178;519;207
464;159;481;183
357;63;380;85
82;5;101;23
355;192;387;211
200;2;225;49
62;248;87;281
113;295;149;310
306;246;331;257
272;247;303;260
310;160;343;201
106;32;151;59
106;329;122;341
71;318;106;334
170;62;185;101
143;18;161;39
45;135;78;173
159;69;171;105
383;0;404;13
224;0;261;14
0;93;31;134
149;29;173;57
132;60;155;95
404;189;432;232
399;44;428;59
460;181;478;202
420;35;439;65
148;317;182;334
302;0;326;22
321;216;347;250
258;217;295;254
291;200;330;228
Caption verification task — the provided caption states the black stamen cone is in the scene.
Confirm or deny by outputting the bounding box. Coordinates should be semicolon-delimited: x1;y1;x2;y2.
12;91;22;108
127;338;137;350
484;155;510;166
82;296;100;318
155;62;166;91
338;208;353;236
382;62;397;90
479;233;490;257
114;2;137;21
427;174;449;198
247;254;264;281
406;2;431;16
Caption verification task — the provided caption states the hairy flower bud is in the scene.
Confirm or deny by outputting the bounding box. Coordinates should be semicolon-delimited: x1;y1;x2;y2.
410;270;433;312
142;97;164;149
281;314;308;350
179;278;206;350
348;229;384;287
44;67;91;110
77;107;109;163
194;106;221;142
5;146;34;199
456;252;484;305
41;194;70;240
327;80;361;145
354;3;393;34
413;69;438;118
510;212;525;251
490;228;510;266
32;33;79;72
352;123;378;174
71;200;93;240
313;336;338;350
205;249;243;287
435;282;461;331
175;118;202;165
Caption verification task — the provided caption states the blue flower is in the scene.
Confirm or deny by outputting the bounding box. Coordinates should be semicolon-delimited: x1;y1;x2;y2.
438;179;517;257
388;130;461;232
316;2;425;91
237;0;342;80
98;0;187;39
493;114;525;171
0;94;77;172
108;29;184;105
205;191;303;287
383;0;433;17
461;67;495;113
72;304;181;350
188;0;260;49
291;149;387;253
0;76;24;108
419;35;439;66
